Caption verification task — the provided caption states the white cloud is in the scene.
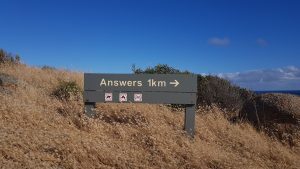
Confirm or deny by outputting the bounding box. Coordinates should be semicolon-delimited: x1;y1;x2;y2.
257;38;268;47
216;66;300;90
208;37;230;46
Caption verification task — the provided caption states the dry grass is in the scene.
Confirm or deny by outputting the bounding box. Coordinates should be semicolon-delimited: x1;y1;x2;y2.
0;64;299;169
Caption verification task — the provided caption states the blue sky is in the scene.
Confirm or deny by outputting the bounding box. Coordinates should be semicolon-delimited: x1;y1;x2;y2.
1;0;300;90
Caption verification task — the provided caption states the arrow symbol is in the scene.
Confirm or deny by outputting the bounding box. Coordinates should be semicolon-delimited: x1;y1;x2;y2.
170;80;179;87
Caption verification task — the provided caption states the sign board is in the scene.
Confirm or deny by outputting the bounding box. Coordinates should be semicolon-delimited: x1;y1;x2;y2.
84;73;197;137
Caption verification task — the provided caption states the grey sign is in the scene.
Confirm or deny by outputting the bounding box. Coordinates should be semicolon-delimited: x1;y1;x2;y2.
84;73;197;137
84;73;197;92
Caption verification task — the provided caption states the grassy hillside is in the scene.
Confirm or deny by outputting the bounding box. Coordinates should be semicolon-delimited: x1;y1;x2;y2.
1;64;300;169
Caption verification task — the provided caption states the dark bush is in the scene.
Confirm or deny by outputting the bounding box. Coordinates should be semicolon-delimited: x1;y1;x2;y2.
133;64;254;113
132;64;190;74
0;48;21;64
197;75;255;112
41;65;56;70
240;93;300;146
52;81;82;101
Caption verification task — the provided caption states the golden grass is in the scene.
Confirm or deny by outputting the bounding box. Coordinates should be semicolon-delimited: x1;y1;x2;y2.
0;64;299;169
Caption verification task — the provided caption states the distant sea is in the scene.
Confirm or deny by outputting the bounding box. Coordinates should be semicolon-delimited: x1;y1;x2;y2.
255;90;300;96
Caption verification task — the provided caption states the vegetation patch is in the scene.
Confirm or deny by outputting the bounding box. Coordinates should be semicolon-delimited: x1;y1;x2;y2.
133;64;254;115
0;73;19;94
41;65;57;71
240;93;300;146
52;81;82;101
0;48;21;65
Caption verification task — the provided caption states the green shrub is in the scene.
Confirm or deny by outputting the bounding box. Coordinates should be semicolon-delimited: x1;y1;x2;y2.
133;64;255;113
52;81;82;101
197;75;254;113
41;65;56;70
0;48;21;64
132;64;190;74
